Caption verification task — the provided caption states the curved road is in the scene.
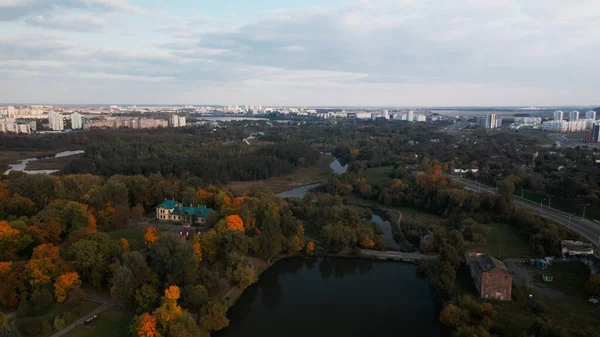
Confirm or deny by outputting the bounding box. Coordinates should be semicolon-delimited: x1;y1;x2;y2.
452;176;600;246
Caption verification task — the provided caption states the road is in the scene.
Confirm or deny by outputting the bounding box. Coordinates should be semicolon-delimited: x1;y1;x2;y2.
452;176;600;245
48;295;115;337
361;249;438;261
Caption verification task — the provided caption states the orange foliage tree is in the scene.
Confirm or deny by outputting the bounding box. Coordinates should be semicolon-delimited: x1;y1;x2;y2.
232;197;244;208
144;227;159;246
0;221;20;254
225;215;244;232
197;188;214;204
54;272;82;303
154;286;182;328
306;242;316;255
359;235;375;249
120;238;130;253
87;215;98;233
26;243;62;286
135;313;160;337
193;242;203;262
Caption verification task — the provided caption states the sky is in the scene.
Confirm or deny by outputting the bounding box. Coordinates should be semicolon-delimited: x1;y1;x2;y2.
0;0;599;106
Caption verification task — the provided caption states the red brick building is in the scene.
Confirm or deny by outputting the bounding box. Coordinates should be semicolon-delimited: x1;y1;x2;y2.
466;252;512;301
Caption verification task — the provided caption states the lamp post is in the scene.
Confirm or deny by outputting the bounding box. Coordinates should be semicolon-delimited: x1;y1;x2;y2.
582;204;590;219
540;198;547;214
548;195;554;209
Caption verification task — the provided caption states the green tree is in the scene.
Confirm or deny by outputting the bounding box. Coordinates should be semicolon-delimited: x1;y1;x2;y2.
199;301;229;332
134;284;159;315
69;232;120;288
181;285;209;311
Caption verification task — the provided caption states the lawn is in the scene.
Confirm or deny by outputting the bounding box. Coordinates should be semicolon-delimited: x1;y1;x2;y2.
62;307;133;337
541;261;591;298
363;166;394;186
469;224;534;259
108;227;145;250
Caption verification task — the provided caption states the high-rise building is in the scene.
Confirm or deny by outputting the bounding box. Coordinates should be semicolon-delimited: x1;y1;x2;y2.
382;110;390;120
71;112;83;129
553;110;564;121
569;110;579;121
407;111;414;122
584;124;600;143
48;111;64;131
585;110;596;120
7;106;15;117
478;114;502;129
178;116;186;127
169;114;180;127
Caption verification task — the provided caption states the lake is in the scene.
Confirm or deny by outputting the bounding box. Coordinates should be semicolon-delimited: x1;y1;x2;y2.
215;257;440;337
329;157;348;174
369;215;400;249
4;150;85;175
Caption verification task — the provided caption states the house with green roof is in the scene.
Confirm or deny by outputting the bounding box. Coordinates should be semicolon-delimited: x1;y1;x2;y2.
156;199;212;225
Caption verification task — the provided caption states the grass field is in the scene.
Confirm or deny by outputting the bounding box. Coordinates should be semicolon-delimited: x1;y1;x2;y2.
363;166;394;186
25;154;83;171
62;307;133;337
501;129;553;146
223;154;333;195
469;223;534;259
108;228;145;250
541;261;591;298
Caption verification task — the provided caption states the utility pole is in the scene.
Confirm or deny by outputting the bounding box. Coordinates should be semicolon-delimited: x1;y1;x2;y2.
548;195;554;209
582;204;590;219
521;187;524;198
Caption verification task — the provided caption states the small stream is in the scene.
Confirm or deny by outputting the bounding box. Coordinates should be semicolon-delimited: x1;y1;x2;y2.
4;150;85;175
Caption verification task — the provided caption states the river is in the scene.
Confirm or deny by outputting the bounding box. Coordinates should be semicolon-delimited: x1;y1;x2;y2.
215;257;440;337
276;157;347;198
4;150;85;175
369;215;400;249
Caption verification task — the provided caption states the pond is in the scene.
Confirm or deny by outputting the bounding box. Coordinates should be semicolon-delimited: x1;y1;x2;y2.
215;257;440;337
329;157;348;175
4;150;85;175
369;215;400;249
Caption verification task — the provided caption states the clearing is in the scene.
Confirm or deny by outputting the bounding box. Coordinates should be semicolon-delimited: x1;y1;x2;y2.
469;223;534;259
223;155;333;195
62;307;132;337
363;166;394;186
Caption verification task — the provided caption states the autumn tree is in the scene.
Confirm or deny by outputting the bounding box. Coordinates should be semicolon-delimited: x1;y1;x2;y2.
225;215;244;232
0;221;22;257
149;233;198;285
145;227;159;246
306;242;316;255
234;264;257;289
25;243;62;286
134;313;160;337
199;300;230;332
153;286;183;330
193;242;202;262
54;272;82;303
440;304;465;328
118;238;129;254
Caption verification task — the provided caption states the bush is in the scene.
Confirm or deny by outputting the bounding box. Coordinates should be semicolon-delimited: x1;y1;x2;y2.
53;316;65;331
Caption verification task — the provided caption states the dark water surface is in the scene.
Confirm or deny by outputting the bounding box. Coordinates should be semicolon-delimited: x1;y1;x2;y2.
369;215;401;249
215;257;440;337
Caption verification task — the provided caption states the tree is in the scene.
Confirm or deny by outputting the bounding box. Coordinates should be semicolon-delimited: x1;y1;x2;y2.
149;233;198;285
193;242;202;262
199;300;229;332
440;304;465;328
0;221;22;257
120;238;130;253
25;243;62;286
258;217;283;262
587;275;600;296
181;285;208;311
306;241;316;255
134;313;160;337
234;265;257;289
498;179;515;202
169;311;201;337
69;233;120;288
225;215;244;232
134;284;159;314
145;227;159;246
111;266;137;308
54;272;81;303
153;286;183;330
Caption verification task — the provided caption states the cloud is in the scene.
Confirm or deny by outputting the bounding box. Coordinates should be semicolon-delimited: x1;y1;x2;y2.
1;0;599;105
25;13;106;31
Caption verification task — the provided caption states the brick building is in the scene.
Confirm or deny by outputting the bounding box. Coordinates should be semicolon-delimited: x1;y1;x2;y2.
465;252;512;301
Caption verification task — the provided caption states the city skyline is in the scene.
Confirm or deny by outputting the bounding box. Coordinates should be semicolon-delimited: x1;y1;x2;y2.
1;0;599;106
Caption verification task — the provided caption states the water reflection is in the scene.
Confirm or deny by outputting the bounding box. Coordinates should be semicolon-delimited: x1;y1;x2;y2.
369;215;400;248
215;257;440;337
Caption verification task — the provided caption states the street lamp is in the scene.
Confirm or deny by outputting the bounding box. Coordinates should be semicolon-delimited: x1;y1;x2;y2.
548;195;554;208
582;204;590;219
540;198;547;213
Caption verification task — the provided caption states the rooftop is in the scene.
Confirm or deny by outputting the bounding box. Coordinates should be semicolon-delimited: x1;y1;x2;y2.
475;254;508;272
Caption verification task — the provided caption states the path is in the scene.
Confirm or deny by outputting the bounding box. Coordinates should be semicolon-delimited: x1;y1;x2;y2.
361;249;438;262
48;295;115;337
453;175;600;247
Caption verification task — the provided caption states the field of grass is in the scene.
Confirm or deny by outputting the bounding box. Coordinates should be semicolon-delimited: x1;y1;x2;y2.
469;224;534;259
501;129;553;146
108;228;145;250
223;154;333;195
62;307;133;337
363;166;394;186
25;154;83;171
541;261;591;298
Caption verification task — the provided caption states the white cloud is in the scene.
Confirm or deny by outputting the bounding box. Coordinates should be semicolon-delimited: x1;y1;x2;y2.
1;0;599;105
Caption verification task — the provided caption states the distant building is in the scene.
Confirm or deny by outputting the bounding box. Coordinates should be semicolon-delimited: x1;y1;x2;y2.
569;110;579;121
514;117;542;127
156;200;212;225
71;112;83;129
169;114;187;127
465;252;512;301
584;124;600;143
585;110;597;120
382;110;390;120
407;111;414;122
48;111;64;131
561;240;594;257
478;114;502;129
553;110;564;121
415;114;427;122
